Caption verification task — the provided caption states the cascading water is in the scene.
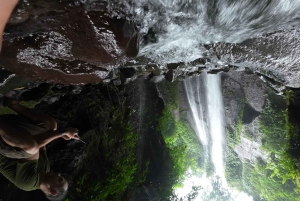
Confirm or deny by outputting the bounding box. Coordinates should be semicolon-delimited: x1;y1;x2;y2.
205;73;226;176
107;0;300;61
183;74;209;159
103;0;300;88
184;73;226;177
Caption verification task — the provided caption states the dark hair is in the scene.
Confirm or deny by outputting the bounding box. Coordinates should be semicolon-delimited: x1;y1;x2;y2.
44;187;68;201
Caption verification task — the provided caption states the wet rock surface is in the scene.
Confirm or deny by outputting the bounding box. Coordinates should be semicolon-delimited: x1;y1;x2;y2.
222;72;245;126
1;0;299;90
209;30;300;89
222;70;268;127
1;0;138;84
222;71;270;164
225;70;268;112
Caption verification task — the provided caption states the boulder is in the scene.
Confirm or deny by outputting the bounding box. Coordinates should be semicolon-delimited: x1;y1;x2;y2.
0;0;138;84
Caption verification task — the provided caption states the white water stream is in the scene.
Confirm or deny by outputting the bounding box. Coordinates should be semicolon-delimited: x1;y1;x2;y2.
182;73;252;201
184;73;226;176
205;74;226;176
107;0;300;64
183;74;209;158
102;0;300;88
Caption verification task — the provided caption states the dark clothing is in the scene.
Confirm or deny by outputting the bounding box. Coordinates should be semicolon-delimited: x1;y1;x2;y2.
0;150;50;191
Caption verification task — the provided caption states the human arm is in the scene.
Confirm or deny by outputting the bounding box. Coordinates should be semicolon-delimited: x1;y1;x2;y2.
33;127;79;149
23;128;78;161
0;0;19;51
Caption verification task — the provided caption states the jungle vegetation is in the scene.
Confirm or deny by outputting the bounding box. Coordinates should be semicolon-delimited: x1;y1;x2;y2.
225;90;300;201
156;81;203;200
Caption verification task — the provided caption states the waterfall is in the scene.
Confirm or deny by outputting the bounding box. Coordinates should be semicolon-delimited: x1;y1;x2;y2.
205;73;226;176
184;73;226;176
129;0;300;64
104;0;300;88
183;74;209;159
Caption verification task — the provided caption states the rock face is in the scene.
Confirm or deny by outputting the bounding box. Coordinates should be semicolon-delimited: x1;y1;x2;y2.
222;71;269;162
222;70;268;126
2;1;299;90
209;30;300;89
1;0;138;84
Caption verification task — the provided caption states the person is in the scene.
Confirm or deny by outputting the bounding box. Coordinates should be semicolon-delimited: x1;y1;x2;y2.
0;95;80;200
0;0;19;51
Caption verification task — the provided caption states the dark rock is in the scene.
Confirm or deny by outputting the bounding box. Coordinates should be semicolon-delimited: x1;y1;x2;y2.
225;71;268;112
53;83;65;90
113;79;122;86
137;71;152;79
242;103;261;124
222;75;245;126
164;68;184;83
85;0;109;11
0;75;35;96
120;68;137;84
109;69;119;80
1;1;139;84
146;64;162;76
165;70;174;82
69;85;83;95
152;68;162;76
188;58;208;66
167;62;184;70
120;68;136;78
43;96;60;104
0;68;14;85
142;28;158;45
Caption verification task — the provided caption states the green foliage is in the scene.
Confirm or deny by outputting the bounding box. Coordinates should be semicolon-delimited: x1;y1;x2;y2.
0;106;16;115
226;103;244;147
243;126;256;141
72;85;147;201
157;102;203;199
253;90;300;200
157;80;179;108
258;91;300;194
250;160;299;201
224;89;300;201
0;101;39;115
225;146;243;190
159;106;177;140
241;163;262;201
259;99;287;152
75;118;143;201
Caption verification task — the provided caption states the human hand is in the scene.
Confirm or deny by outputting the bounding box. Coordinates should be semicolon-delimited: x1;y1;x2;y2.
0;0;19;51
62;127;80;140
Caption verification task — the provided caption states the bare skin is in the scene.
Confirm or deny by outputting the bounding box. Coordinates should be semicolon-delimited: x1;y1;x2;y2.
0;3;72;194
0;0;19;51
0;96;72;196
0;97;80;160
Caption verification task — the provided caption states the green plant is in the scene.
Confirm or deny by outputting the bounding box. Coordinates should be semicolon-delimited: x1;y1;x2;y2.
69;85;147;201
225;146;243;190
156;101;204;199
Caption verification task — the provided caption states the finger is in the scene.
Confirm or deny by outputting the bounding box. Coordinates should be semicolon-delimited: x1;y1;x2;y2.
73;135;80;140
64;136;71;140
